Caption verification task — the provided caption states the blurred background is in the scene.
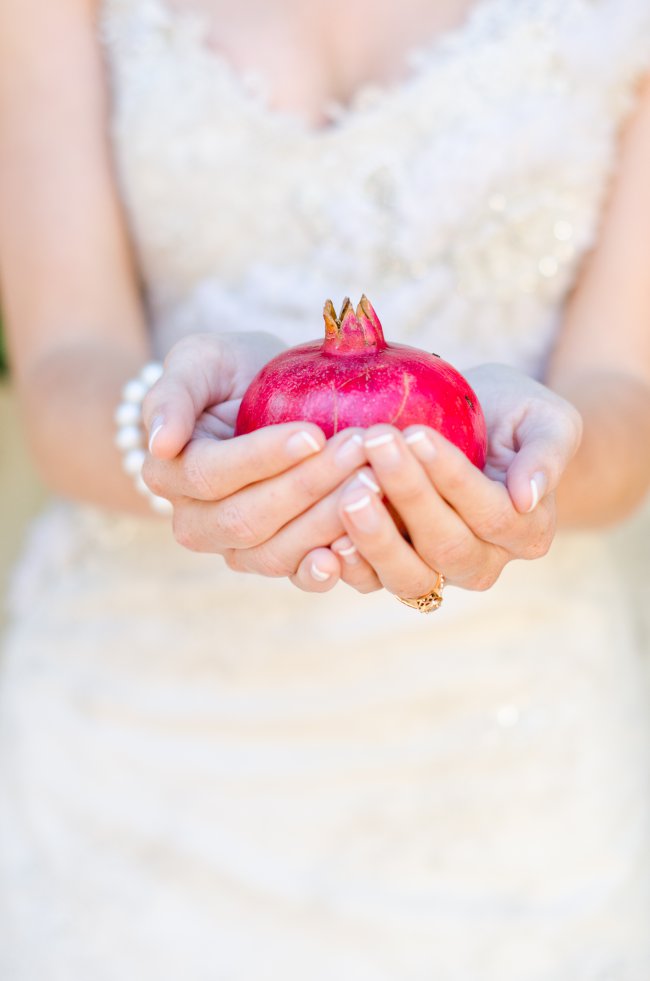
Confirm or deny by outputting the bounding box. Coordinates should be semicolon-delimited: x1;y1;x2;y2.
0;317;46;630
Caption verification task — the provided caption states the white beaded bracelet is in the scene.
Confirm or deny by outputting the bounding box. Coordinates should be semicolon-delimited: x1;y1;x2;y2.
114;361;173;516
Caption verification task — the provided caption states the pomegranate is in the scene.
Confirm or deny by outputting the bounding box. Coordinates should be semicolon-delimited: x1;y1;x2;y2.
235;296;487;468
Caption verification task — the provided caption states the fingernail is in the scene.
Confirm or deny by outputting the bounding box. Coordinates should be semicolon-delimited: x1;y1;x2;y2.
364;431;400;466
310;562;331;582
333;537;359;565
343;494;372;514
148;417;165;453
364;432;394;449
286;430;322;459
405;430;436;461
357;471;381;494
526;472;547;513
334;433;364;467
342;494;380;533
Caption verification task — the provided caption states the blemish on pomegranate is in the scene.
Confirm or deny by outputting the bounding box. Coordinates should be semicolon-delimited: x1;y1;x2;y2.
389;373;413;425
331;382;340;434
336;370;374;391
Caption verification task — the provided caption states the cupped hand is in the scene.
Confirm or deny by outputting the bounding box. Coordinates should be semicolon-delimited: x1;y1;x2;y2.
142;331;287;454
141;332;369;573
301;364;583;598
143;346;582;602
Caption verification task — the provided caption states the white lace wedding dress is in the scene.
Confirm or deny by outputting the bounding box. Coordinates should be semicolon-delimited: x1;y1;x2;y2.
2;1;650;978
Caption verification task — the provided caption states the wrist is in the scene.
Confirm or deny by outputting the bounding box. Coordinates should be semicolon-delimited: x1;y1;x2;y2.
114;362;173;515
17;345;159;514
550;371;650;527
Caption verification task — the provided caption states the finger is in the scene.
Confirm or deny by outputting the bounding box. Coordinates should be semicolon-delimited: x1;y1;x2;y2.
404;426;554;563
330;535;382;593
338;484;444;598
363;426;499;584
142;422;326;502
402;426;535;548
204;398;241;431
290;548;342;593
142;334;237;459
215;427;365;515
193;399;242;440
223;467;379;572
505;404;583;514
161;429;367;550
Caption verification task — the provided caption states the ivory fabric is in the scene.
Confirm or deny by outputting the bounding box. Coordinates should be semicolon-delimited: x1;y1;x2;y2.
2;1;650;977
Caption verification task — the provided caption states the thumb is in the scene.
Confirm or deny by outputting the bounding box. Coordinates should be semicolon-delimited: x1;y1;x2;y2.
506;411;582;514
142;336;234;459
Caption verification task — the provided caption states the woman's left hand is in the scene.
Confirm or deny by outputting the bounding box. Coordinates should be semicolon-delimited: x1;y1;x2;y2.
300;364;583;598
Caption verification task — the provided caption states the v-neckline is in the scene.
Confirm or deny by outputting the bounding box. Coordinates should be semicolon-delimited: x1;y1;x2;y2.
148;0;509;137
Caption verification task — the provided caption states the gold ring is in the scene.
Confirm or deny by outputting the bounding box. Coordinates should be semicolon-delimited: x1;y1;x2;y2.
396;574;446;613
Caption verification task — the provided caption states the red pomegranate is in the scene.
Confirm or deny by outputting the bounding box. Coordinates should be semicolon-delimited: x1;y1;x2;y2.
235;296;487;468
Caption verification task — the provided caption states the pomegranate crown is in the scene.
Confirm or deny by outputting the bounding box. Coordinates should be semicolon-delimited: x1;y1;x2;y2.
322;295;387;355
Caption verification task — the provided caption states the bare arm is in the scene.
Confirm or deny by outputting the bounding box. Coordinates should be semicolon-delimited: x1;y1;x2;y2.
0;0;151;513
0;0;331;522
545;77;650;527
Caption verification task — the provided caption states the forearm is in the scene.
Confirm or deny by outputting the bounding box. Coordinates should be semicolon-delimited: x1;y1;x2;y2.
16;339;154;515
548;370;650;528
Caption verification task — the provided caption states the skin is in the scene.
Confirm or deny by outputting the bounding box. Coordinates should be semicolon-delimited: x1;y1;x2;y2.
1;0;649;601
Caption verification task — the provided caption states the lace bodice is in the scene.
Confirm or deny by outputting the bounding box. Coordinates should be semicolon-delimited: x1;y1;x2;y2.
100;0;650;376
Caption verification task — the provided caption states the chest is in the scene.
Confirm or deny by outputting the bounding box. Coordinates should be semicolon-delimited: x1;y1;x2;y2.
99;0;650;374
161;0;477;125
101;0;639;266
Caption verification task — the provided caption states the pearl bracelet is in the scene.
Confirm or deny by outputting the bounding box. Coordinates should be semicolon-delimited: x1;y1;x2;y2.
114;361;173;515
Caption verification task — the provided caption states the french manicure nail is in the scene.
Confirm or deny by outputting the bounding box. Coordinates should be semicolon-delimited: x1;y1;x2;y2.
364;432;395;449
286;430;321;459
148;417;165;453
357;471;381;494
342;494;380;533
343;494;372;515
310;563;331;582
526;472;547;513
340;550;359;565
337;543;357;557
365;431;400;465
334;537;359;564
334;433;364;466
405;430;436;461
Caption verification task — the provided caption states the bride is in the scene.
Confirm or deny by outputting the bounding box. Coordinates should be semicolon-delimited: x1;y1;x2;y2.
1;0;650;977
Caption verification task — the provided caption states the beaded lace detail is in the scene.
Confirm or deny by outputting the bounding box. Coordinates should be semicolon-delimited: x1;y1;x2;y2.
100;0;650;376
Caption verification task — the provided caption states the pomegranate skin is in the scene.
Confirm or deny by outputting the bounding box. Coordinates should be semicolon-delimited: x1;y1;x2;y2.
234;298;487;469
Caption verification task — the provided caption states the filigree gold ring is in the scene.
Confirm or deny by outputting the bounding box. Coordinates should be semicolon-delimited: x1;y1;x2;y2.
396;573;446;613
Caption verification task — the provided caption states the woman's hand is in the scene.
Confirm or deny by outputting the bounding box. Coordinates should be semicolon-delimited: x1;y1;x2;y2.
142;331;287;452
300;365;583;598
144;346;582;601
141;333;368;575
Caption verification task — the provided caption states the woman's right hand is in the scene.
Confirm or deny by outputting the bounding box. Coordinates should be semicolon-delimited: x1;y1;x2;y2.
142;332;368;584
